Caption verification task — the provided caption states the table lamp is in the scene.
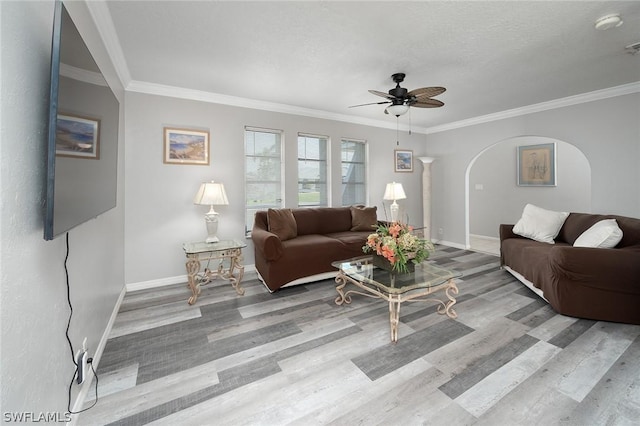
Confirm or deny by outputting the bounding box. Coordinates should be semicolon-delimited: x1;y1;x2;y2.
383;182;406;222
194;181;229;243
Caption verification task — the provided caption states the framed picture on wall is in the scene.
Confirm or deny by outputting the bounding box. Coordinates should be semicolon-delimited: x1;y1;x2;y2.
56;114;100;159
517;143;556;186
394;149;413;173
163;127;210;165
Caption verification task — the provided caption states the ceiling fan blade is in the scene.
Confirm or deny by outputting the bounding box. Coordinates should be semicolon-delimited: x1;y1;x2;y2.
368;89;395;100
411;99;445;108
348;100;391;108
408;87;446;98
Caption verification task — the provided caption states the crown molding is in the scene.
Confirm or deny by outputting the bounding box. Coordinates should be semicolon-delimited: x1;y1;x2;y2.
126;80;430;134
424;81;640;134
60;63;107;87
85;1;131;88
85;1;638;137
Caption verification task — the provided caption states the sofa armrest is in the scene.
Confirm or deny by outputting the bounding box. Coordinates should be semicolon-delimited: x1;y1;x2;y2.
550;246;640;294
499;224;521;242
251;227;283;261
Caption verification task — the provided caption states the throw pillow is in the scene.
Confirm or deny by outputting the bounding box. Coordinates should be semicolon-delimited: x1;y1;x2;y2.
573;219;623;248
267;208;297;241
513;204;569;244
350;205;378;232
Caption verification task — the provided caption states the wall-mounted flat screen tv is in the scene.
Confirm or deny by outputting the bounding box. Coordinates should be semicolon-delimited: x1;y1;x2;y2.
44;1;119;240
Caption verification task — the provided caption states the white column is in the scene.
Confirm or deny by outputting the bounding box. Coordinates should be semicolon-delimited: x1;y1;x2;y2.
418;157;435;241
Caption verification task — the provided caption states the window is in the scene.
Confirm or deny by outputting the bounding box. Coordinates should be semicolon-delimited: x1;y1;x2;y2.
341;139;367;206
245;127;283;235
297;133;328;207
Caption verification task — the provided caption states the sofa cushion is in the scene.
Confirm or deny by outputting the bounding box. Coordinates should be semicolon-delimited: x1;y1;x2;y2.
267;208;297;241
293;207;353;235
558;213;640;248
573;219;623;248
350;205;378;232
513;204;569;244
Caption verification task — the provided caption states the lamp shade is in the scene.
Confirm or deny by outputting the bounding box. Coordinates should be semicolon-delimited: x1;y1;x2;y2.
383;182;406;201
385;104;410;116
194;181;229;206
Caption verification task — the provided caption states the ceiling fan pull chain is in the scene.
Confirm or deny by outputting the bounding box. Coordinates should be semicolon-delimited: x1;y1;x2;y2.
396;116;400;146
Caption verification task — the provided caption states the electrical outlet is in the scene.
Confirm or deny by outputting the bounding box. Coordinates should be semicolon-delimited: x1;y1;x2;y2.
438;228;444;236
76;337;89;385
75;350;87;384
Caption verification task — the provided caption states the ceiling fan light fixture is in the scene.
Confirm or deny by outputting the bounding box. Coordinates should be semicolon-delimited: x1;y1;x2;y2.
385;104;409;116
595;14;623;30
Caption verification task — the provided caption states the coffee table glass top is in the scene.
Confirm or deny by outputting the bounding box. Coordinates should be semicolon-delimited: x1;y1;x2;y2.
183;239;246;254
332;256;462;294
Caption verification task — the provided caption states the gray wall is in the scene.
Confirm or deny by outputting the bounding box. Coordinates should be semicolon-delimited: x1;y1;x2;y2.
124;92;427;285
427;93;639;246
1;0;125;417
469;136;591;238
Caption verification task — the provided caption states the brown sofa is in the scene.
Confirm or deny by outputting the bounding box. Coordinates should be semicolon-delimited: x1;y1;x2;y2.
251;206;377;292
500;212;640;325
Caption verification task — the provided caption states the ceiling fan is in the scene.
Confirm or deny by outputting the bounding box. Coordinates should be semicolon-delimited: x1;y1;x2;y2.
350;73;445;116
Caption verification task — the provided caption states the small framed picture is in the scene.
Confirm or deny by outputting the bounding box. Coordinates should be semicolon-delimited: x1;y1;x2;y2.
56;114;100;159
517;143;556;186
394;149;413;173
163;127;210;165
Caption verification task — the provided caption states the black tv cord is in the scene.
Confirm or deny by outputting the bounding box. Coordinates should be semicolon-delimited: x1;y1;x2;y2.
64;232;99;415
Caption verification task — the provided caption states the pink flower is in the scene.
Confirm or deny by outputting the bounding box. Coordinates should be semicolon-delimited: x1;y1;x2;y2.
389;222;402;238
381;246;395;263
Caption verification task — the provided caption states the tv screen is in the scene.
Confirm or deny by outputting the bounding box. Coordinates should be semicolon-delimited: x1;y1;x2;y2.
44;1;120;240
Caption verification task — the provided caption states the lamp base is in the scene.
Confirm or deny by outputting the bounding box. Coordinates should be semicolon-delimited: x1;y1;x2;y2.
390;201;400;223
204;210;220;244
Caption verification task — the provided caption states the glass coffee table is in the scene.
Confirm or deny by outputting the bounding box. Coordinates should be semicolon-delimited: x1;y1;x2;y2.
332;256;462;343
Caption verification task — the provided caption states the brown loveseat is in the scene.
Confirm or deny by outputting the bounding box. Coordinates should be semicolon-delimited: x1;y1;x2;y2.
500;212;640;325
251;206;377;292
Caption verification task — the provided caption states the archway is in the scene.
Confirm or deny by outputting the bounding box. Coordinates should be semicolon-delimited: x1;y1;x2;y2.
465;136;591;254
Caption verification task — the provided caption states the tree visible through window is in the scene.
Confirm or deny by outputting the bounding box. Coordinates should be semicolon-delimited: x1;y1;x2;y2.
245;127;283;235
341;139;367;206
298;134;328;207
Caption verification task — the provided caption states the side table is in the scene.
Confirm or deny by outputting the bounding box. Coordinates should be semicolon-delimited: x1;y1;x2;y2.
182;239;247;305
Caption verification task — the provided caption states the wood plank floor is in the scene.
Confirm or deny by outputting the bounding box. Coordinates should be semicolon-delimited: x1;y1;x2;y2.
79;247;640;425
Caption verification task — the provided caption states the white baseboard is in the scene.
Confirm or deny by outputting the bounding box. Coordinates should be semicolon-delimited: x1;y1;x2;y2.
433;239;467;250
469;234;500;242
126;274;188;292
70;285;127;425
125;265;258;292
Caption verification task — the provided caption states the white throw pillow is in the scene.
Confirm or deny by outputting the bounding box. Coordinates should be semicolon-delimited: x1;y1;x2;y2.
513;204;569;244
573;219;623;248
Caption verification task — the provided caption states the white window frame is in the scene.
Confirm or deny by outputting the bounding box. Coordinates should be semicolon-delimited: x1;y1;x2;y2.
297;132;330;207
244;126;284;236
340;138;368;207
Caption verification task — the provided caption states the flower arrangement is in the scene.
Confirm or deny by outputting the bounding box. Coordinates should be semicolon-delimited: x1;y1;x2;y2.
363;222;435;273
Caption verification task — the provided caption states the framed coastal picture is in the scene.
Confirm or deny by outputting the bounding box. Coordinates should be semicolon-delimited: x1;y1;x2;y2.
394;149;413;173
163;127;210;165
517;143;556;186
56;114;100;159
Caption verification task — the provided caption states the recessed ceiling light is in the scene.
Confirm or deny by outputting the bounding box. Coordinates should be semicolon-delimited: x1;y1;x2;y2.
595;14;623;30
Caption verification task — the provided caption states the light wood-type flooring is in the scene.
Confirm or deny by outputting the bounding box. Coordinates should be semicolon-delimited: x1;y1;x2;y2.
79;246;640;425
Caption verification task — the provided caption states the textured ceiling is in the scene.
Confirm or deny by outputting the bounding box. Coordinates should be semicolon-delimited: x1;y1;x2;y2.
103;1;640;130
